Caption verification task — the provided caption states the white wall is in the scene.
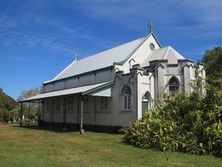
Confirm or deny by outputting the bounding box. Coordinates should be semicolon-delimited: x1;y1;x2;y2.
42;95;115;126
95;113;112;126
95;70;113;83
137;73;150;119
44;84;53;92
66;78;77;89
43;69;113;93
54;81;65;91
66;95;78;123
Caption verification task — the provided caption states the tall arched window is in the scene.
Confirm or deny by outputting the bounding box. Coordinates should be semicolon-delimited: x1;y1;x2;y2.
168;76;180;95
122;86;131;110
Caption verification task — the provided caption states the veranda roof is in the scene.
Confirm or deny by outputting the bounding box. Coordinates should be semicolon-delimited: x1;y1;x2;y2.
88;88;111;97
20;81;113;102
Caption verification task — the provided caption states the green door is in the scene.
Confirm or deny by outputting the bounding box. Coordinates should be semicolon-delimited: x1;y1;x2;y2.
142;101;148;115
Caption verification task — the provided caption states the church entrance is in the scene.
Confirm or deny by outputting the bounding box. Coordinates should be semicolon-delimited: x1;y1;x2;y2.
142;91;152;116
142;100;148;115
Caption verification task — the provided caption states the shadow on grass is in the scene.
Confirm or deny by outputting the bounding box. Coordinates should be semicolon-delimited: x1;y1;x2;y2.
12;123;123;134
12;123;79;133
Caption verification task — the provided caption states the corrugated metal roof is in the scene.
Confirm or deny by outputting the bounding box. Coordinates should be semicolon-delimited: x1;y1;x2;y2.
52;37;144;81
20;81;112;102
142;46;185;66
90;88;111;97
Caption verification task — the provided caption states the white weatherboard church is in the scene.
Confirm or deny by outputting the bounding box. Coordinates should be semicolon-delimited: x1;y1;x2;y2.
21;24;205;132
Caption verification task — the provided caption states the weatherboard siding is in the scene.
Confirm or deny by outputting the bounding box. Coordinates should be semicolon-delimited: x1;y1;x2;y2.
43;69;113;93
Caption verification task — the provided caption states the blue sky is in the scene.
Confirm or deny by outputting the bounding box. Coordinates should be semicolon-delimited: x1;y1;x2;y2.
0;0;221;99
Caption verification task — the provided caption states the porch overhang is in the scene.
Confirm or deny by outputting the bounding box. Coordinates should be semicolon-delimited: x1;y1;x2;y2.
88;88;111;97
19;81;113;103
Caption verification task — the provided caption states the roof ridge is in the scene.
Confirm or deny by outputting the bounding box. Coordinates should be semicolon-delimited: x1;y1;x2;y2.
162;46;170;59
52;59;77;81
168;46;185;59
49;37;144;82
114;33;156;65
75;37;144;63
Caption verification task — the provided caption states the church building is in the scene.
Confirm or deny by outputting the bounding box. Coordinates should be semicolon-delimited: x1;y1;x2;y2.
20;24;205;132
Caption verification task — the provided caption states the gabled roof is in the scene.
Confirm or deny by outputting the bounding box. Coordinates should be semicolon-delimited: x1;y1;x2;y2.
114;32;161;65
51;37;144;81
142;46;186;66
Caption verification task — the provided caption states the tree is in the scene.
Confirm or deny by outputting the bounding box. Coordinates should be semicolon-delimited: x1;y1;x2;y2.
0;89;19;122
17;88;41;123
201;46;222;89
18;87;41;101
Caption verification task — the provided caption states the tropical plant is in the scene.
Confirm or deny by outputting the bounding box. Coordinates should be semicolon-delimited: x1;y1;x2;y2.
122;92;222;157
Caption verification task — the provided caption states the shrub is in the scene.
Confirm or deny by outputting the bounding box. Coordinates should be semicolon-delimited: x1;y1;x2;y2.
122;92;222;157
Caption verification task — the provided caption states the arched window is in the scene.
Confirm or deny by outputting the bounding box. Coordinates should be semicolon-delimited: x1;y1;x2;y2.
122;86;131;110
168;76;180;95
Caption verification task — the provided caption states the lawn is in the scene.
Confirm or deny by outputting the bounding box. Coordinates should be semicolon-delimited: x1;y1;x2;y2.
0;124;221;167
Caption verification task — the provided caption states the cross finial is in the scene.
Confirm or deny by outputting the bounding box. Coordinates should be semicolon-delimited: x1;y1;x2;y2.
73;51;78;62
149;22;154;33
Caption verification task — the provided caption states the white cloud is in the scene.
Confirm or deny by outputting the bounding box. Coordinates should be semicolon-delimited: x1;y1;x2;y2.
73;0;222;37
0;0;120;60
0;0;221;63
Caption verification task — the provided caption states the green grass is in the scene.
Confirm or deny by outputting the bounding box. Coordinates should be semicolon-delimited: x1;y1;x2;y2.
0;124;221;167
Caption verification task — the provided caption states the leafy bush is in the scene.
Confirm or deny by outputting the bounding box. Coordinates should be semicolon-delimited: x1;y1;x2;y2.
122;92;222;157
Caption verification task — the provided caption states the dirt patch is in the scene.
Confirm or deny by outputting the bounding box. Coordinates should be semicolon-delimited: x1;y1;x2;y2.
0;122;7;127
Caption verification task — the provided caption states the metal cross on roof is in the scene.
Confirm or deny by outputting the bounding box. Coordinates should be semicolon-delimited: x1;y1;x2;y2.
149;22;154;33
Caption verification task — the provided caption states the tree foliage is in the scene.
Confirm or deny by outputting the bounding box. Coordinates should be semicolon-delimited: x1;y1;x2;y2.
0;88;19;122
17;87;41;101
202;46;222;89
18;87;41;123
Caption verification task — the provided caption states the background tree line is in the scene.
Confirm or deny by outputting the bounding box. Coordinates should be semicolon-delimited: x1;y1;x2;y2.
0;88;18;122
0;87;40;123
17;88;41;123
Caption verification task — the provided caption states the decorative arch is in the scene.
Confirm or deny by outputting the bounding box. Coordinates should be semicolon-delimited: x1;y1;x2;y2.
168;76;180;95
121;86;131;95
142;91;151;100
121;86;131;110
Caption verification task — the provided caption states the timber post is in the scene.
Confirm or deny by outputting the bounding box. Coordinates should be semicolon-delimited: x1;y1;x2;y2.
80;95;84;135
20;102;23;127
63;96;67;131
28;102;30;126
